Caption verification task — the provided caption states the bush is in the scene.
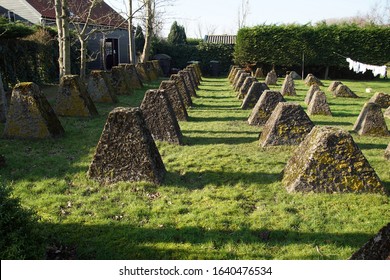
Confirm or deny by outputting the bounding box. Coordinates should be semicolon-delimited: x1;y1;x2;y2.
0;183;44;259
234;23;390;78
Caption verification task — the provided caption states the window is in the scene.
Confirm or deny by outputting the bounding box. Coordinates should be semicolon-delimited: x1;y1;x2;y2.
8;11;15;23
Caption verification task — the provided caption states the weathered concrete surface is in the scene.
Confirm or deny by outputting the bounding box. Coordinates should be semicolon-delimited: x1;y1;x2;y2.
304;84;320;105
241;82;269;110
170;74;193;107
159;80;188;121
238;76;257;99
280;74;296;96
140;89;183;145
304;74;324;86
4;82;64;138
259;102;314;147
88;107;166;185
368;92;390;108
307;90;332;116
87;70;118;103
265;70;277;85
282;126;386;194
334;84;358;98
353;102;389;136
248;90;284;125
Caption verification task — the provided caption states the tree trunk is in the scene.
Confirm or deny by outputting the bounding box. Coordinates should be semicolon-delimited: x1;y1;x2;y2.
141;0;153;63
128;0;136;64
324;66;329;80
62;0;71;75
54;0;64;79
80;37;87;81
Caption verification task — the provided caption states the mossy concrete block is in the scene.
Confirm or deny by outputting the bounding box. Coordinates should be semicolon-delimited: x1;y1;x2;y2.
170;74;192;107
281;74;296;96
369;92;390;108
232;70;246;87
121;64;143;89
159;80;188;121
304;84;320;105
241;82;269;110
248;90;285;125
140;89;183;145
254;68;265;78
55;75;98;117
183;69;198;91
111;66;133;95
152;60;164;77
259;102;314;147
146;61;159;81
385;143;390;160
350;223;390;260
307;90;332;116
179;71;197;97
238;76;257;99
234;73;250;92
229;68;241;83
87;70;118;103
385;106;390;119
88;107;166;185
265;70;277;85
192;63;202;80
136;63;151;82
334;84;358;98
288;71;301;80
248;90;285;126
282;126;385;194
4;82;64;138
353;102;389;136
304;74;324;86
328;81;343;93
187;65;200;86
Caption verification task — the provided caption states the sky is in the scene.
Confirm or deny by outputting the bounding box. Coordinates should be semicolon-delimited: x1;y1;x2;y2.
105;0;387;38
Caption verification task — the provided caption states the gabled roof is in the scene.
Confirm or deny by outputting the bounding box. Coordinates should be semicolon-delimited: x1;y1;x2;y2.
25;0;126;27
204;35;237;45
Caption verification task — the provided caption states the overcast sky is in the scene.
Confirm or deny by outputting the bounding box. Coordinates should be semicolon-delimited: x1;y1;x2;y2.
105;0;387;38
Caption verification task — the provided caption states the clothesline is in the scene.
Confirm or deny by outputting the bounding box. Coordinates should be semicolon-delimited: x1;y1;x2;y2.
333;52;387;77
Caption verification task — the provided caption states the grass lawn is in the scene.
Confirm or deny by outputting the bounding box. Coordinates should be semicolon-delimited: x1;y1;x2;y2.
0;76;389;260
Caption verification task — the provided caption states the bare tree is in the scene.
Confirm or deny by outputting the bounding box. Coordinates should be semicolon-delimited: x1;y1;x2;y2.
54;0;71;78
237;0;250;30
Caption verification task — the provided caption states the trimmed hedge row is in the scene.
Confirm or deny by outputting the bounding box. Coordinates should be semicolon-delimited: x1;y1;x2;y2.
234;24;390;71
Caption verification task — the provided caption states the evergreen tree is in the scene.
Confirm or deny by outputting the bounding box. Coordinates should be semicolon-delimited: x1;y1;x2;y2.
167;21;187;45
135;25;145;54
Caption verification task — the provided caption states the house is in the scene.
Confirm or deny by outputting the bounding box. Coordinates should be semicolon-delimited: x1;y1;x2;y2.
1;0;130;70
204;35;237;45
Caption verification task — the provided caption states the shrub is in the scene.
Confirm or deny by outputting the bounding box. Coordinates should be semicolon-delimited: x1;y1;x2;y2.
0;183;44;259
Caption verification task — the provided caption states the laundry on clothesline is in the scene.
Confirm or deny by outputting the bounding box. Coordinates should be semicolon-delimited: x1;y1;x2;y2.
346;58;387;77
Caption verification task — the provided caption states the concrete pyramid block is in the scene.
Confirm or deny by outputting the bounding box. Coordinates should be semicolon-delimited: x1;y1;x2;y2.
385;106;390;119
282;126;385;194
353;102;389;136
187;65;200;86
281;74;296;96
328;81;343;93
254;68;265;78
185;68;199;89
4;82;64;138
350;223;390;260
192;63;202;80
234;73;250;92
307;90;332;116
232;70;246;87
88;107;166;185
304;74;324;86
136;63;151;82
121;64;143;89
87;70;118;103
179;70;197;97
385;143;390;160
265;70;277;85
152;60;164;77
241;82;269;110
288;71;301;80
140;89;183;145
170;74;192;107
259;102;314;147
304;84;321;105
334;84;358;98
55;75;98;117
248;90;285;126
111;66;133;95
229;68;241;83
159;80;188;121
238;76;257;99
146;61;159;81
368;92;390;108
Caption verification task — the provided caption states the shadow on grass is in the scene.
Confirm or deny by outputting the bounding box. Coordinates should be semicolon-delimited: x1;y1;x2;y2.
41;222;373;260
188;116;246;122
183;135;257;146
165;170;279;190
357;142;389;150
313;120;353;126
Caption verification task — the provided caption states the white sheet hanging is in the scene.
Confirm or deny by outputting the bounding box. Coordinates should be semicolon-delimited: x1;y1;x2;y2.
346;58;387;77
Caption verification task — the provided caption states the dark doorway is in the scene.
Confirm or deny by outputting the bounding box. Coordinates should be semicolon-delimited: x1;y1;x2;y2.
104;38;119;70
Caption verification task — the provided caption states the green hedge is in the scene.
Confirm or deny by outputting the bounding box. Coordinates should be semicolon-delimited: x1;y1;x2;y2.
235;23;390;70
152;40;235;76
